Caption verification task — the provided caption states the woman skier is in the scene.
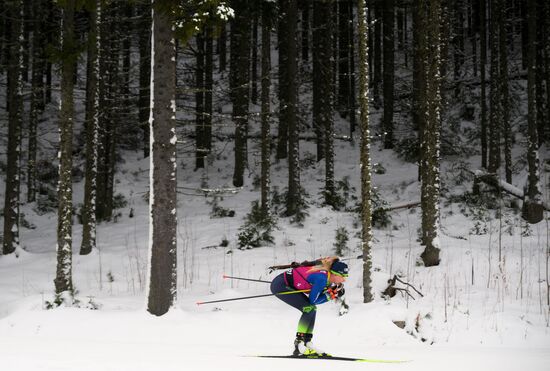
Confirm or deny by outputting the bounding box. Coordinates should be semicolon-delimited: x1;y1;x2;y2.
270;256;348;356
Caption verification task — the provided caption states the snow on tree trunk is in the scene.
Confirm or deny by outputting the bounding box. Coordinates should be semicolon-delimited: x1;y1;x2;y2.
81;0;101;256
420;0;442;267
55;0;75;294
146;1;178;316
3;0;23;256
358;0;374;303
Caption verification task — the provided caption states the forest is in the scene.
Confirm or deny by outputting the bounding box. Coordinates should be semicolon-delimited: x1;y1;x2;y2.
0;0;549;370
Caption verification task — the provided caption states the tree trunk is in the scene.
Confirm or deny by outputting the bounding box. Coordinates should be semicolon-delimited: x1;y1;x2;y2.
382;0;395;149
261;1;273;216
337;0;351;117
420;0;442;267
231;0;250;187
55;0;75;294
480;0;487;169
285;0;301;220
195;32;206;169
301;1;309;63
499;1;512;183
81;0;101;256
522;0;543;224
488;0;501;174
147;0;178;316
139;1;151;158
251;8;258;105
204;25;213;155
277;0;289;160
358;0;374;303
28;0;44;203
3;0;23;256
372;2;382;106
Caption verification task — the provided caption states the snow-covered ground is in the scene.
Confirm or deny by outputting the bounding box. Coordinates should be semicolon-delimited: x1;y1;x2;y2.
1;129;550;370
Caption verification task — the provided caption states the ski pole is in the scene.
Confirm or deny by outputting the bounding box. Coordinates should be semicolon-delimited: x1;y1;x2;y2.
222;274;271;284
196;289;310;306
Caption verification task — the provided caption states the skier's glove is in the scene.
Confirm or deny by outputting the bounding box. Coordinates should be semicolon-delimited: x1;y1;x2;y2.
325;284;345;300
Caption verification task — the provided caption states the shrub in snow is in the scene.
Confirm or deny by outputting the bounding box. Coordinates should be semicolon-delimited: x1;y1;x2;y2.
237;201;277;249
333;226;349;256
207;195;235;218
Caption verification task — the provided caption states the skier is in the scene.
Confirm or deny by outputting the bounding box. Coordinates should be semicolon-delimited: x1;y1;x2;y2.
270;256;348;356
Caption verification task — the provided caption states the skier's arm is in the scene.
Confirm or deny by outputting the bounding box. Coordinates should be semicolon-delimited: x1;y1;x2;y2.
308;273;329;305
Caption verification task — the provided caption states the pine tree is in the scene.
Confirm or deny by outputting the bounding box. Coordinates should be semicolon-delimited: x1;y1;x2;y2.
147;0;178;316
358;0;373;303
55;0;76;294
2;0;23;256
498;1;512;183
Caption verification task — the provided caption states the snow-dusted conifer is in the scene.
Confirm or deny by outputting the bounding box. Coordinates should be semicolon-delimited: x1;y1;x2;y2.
357;0;374;303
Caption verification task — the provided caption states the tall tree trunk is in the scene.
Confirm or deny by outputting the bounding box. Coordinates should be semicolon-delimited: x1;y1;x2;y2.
218;23;227;72
314;0;334;207
348;3;356;137
28;0;44;203
285;0;301;220
372;2;381;107
488;0;501;174
81;0;101;256
55;0;76;294
251;8;258;105
195;32;206;169
204;25;213;155
301;1;309;63
358;0;374;303
499;1;512;183
147;0;178;316
312;0;326;161
382;0;395;149
412;2;426;181
261;0;273;216
522;0;543;224
480;0;488;169
277;0;289;160
420;0;442;267
3;0;23;256
232;0;250;187
452;0;464;97
139;1;151;158
337;0;351;117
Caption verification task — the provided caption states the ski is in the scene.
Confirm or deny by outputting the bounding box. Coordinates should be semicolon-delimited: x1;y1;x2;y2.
251;354;409;363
